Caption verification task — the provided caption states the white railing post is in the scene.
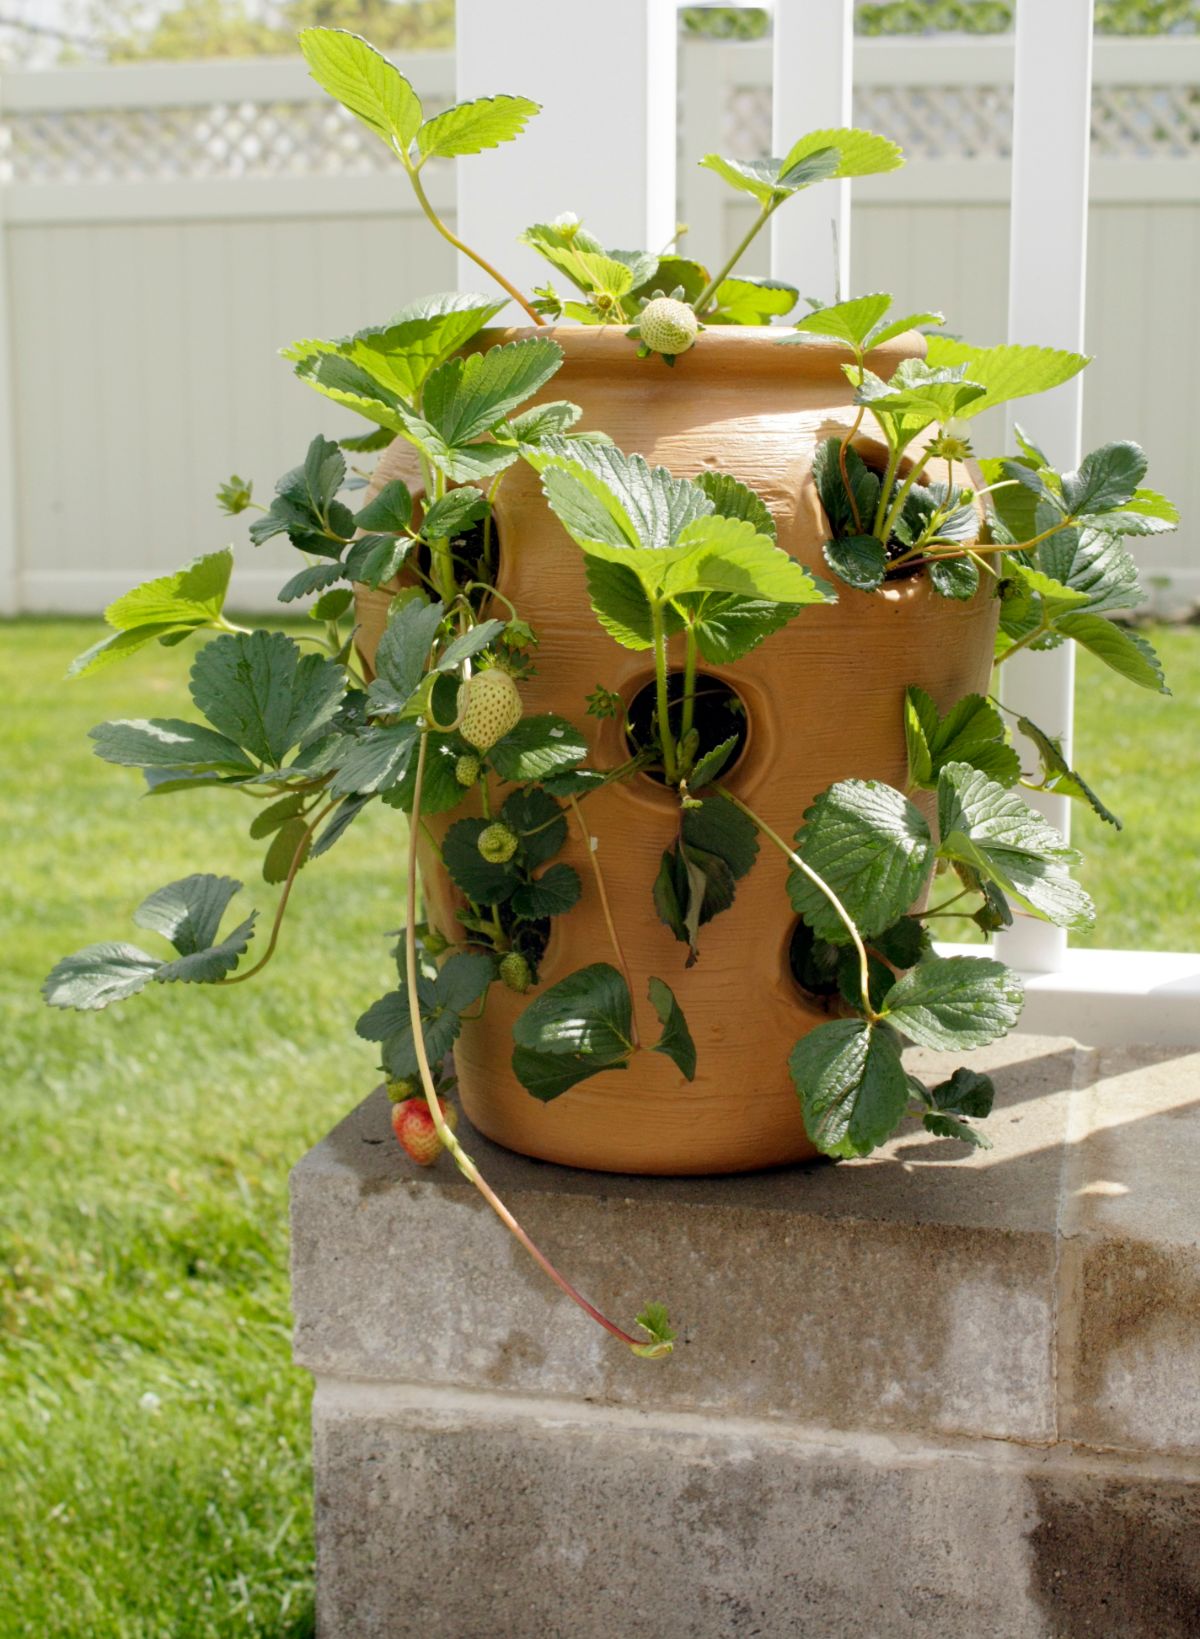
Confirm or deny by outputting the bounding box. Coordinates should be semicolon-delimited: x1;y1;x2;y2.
995;0;1095;974
769;0;854;304
0;83;17;616
453;0;678;318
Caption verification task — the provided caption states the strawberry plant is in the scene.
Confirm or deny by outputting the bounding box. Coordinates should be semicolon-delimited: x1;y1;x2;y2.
43;29;1178;1359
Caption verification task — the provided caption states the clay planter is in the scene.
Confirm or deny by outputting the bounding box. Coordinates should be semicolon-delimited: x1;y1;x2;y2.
355;326;998;1176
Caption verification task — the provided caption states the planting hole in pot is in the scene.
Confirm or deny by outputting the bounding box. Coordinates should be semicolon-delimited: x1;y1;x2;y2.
623;672;749;786
817;433;930;585
787;919;847;1012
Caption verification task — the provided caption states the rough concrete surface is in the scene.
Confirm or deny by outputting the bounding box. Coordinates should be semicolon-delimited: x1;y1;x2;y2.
311;1383;1200;1639
291;1033;1200;1637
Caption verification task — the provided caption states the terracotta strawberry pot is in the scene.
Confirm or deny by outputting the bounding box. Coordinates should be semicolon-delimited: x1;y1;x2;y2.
355;326;998;1176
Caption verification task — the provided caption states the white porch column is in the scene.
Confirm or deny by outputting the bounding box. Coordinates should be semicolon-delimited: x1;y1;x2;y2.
769;0;854;305
995;0;1095;974
453;0;679;317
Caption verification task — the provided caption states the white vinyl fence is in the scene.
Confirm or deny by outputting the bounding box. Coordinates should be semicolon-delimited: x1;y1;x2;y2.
0;32;1197;615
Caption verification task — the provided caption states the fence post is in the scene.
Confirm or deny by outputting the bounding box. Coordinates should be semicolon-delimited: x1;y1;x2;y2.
0;74;17;616
769;0;854;304
995;0;1095;974
453;0;678;318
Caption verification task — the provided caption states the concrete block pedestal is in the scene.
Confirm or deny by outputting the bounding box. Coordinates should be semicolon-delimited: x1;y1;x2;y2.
291;1035;1200;1637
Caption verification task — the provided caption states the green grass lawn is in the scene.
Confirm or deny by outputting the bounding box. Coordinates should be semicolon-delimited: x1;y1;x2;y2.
1;616;1197;1637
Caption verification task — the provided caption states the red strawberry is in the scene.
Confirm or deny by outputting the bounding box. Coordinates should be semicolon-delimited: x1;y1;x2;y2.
390;1096;456;1166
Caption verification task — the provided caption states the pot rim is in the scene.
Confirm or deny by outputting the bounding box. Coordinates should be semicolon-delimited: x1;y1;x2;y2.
469;320;925;381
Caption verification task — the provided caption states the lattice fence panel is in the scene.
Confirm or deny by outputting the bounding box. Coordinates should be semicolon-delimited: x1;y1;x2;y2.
0;96;450;184
1;80;1195;184
722;82;1199;163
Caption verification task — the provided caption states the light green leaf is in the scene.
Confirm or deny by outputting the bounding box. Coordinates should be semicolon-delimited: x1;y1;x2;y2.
648;977;697;1080
788;1018;909;1158
533;440;712;553
289;294;506;405
791;292;893;350
69;551;234;677
691;595;800;663
503;400;583;443
298;27;422;149
661;514;826;605
693;470;776;540
924;337;1089;421
789;780;933;941
707;276;798;326
289;349;408;431
1103;487;1179;537
779;126;903;181
698;152;793;207
189;631;346;767
882;955;1024;1049
422;337;564;446
416;93;539;159
937;761;1094;929
520;219;637;301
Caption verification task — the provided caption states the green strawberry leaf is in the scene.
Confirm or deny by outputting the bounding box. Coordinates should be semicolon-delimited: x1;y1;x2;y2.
693;470;776;540
509;864;582;920
188;631;346;768
489;715;588;782
789;780;933;942
706;276;798;326
416;93;539;160
823;533;887;591
68;550;234;677
1015;713;1121;829
648;977;697;1080
1054;613;1168;694
788;1018;910;1158
89;718;256;775
881;954;1023;1049
936;762;1094;929
43;943;163;1011
511;963;635;1100
422;337;564;447
924;337;1089;421
904;687;1020;790
298;27;422;150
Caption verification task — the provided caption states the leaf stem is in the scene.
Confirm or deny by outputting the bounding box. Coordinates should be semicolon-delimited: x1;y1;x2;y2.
693;201;773;315
680;626;699;745
218;800;335;986
403;161;543;326
716;786;879;1022
878;450;932;547
838;404;866;533
568;796;640;1049
402;730;647;1352
651;602;679;784
870;439;906;540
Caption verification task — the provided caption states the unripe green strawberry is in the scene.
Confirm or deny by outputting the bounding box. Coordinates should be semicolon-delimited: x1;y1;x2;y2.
499;952;532;993
386;1076;419;1102
638;297;698;357
455;753;481;787
391;1095;456;1166
457;669;522;751
478;822;518;864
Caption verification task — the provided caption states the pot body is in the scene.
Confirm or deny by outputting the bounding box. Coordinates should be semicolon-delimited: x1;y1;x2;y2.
355;327;998;1175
